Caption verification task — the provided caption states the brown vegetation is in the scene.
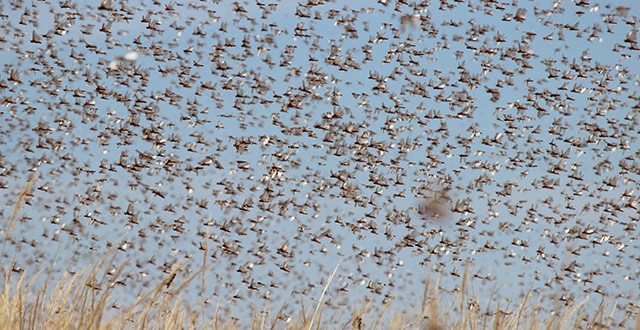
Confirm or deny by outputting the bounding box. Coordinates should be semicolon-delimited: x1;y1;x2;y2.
2;256;635;330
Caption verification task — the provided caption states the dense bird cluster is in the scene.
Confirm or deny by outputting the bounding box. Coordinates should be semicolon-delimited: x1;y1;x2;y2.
1;0;638;327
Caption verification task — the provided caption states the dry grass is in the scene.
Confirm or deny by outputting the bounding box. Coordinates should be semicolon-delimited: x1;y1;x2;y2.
1;203;637;330
1;253;636;330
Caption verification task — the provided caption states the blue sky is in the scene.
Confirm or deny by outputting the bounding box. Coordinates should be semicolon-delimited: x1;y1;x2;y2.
1;0;639;327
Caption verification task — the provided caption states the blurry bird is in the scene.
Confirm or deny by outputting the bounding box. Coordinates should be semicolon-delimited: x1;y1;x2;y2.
109;52;139;70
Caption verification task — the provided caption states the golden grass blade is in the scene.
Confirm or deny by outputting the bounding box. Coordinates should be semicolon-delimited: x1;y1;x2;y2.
556;297;588;330
428;278;440;330
306;262;340;330
514;289;532;330
372;295;394;329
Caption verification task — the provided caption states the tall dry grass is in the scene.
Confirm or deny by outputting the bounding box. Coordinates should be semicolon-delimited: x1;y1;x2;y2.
1;252;637;330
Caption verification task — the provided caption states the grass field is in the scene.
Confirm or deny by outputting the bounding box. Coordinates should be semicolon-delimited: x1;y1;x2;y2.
2;251;637;330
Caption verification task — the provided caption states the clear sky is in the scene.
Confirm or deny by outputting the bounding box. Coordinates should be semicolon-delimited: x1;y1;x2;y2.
1;0;639;327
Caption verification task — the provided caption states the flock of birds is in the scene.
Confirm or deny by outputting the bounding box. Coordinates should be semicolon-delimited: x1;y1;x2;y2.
1;0;639;327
